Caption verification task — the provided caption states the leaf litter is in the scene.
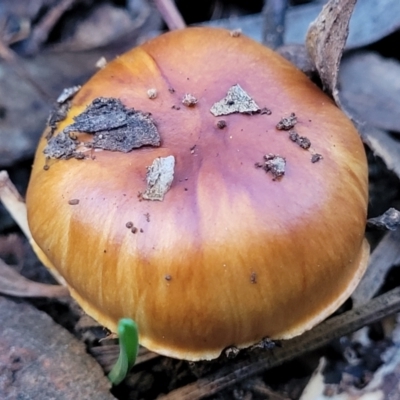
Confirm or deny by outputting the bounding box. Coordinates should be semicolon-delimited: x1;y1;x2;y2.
3;1;400;399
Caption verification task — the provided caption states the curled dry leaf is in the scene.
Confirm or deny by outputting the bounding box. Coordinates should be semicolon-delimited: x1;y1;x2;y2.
160;286;400;400
367;208;400;231
339;52;400;133
305;0;357;102
0;258;69;298
361;126;400;181
207;0;400;52
352;229;400;307
299;316;400;400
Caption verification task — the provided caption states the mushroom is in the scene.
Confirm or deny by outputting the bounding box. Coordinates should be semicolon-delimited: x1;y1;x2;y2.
26;27;369;361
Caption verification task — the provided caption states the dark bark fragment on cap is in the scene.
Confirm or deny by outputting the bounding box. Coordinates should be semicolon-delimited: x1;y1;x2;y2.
44;98;161;159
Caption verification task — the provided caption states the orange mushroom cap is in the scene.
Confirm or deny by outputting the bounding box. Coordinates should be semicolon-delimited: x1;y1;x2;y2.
26;27;369;361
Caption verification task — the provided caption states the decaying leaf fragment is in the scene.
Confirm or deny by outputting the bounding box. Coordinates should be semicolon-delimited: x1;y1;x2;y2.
57;86;81;104
142;156;175;201
306;0;357;102
367;208;400;231
210;84;260;116
0;258;69;298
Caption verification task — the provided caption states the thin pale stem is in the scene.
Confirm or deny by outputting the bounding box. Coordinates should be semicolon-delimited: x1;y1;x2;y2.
154;0;186;30
0;171;66;286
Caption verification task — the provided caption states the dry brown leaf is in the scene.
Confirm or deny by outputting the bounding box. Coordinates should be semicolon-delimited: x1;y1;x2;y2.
367;208;400;231
352;229;400;307
0;234;25;267
90;345;159;373
159;286;400;400
361;126;400;181
305;0;357;102
207;0;400;51
299;316;400;400
0;258;69;298
339;52;400;133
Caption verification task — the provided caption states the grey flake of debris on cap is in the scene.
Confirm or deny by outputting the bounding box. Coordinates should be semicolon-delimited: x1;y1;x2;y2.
57;86;81;104
210;84;260;116
142;156;175;201
65;97;161;152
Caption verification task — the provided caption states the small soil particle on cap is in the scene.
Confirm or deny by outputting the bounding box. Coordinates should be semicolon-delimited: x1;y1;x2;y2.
68;199;80;205
250;272;257;284
311;153;323;163
168;88;175;93
230;29;242;37
165;275;172;281
147;88;158;99
289;131;311;149
182;94;198;107
144;213;150;222
260;107;272;115
126;221;134;229
190;144;196;154
171;105;181;110
297;136;311;149
276;112;297;130
131;227;138;234
256;154;286;180
216;120;227;129
225;346;240;359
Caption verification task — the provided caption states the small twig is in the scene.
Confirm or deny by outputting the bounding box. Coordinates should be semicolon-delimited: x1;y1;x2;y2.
0;171;31;240
247;378;291;400
160;286;400;399
352;228;400;306
90;345;159;373
0;171;66;286
0;257;69;298
261;0;289;48
0;39;52;101
154;0;186;30
23;0;79;55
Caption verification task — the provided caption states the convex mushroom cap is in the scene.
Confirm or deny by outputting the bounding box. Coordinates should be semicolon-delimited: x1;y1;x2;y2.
26;27;369;361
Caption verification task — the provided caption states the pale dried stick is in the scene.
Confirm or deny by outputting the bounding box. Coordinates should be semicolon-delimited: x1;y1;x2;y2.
0;171;66;286
154;0;186;30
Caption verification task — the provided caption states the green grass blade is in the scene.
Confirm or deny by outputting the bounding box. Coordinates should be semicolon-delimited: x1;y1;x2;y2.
108;318;139;385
